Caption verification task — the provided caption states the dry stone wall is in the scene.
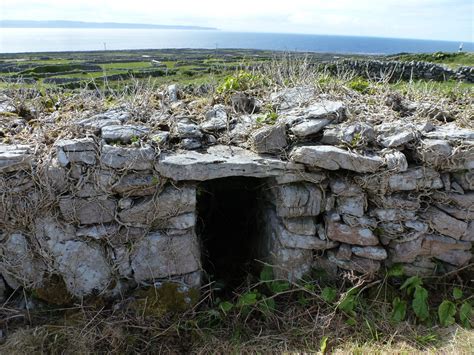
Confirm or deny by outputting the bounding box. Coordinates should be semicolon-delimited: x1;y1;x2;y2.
0;85;473;304
334;59;474;83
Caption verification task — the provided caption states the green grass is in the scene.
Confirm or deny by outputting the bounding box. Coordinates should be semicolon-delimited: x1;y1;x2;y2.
99;61;153;70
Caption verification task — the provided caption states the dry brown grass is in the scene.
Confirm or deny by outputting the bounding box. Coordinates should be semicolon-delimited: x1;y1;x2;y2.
1;268;473;354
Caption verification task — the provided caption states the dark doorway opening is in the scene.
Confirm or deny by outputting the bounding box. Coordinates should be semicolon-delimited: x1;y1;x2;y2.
197;177;264;292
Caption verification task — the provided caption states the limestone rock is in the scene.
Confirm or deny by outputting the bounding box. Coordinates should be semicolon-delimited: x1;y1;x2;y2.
0;233;46;289
421;234;471;256
168;84;178;102
45;160;68;192
282;217;317;236
112;246;132;278
383;150;408;172
387;167;443;191
0;144;33;172
35;217;76;247
342;215;378;229
417;139;452;168
278;228;338;250
402;257;437;276
405;220;429;233
180;138;202;150
336;195;366;217
290;118;331;137
172;122;203;138
200;105;227;131
283;100;345;126
150;131;170;146
329;178;364;197
55;138;97;166
76;108;130;133
423;123;474;141
272;183;323;218
228;114;258;144
436;205;474;221
290;145;384;173
101;144;155;170
379;130;416;148
111;172;160;196
270;86;315;110
52;240;114;297
59;196;117;225
249;124;287;154
131;231;201;282
156;145;303;181
371;208;417;222
336;244;352;260
452;171;474;191
156;212;196;231
271;247;313;281
326;217;379;246
389;237;424;263
351;246;387;260
373;193;421;210
118;185;195;225
101;125;149;143
434;250;472;266
422;207;468;240
432;192;474;210
321;122;375;146
76;224;120;240
463;222;474;242
328;251;380;274
268;211;336;250
271;171;326;185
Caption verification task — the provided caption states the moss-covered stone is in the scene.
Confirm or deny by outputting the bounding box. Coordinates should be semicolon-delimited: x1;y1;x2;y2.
33;274;74;306
129;282;199;317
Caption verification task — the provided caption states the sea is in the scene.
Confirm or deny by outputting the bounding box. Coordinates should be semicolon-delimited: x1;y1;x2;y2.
0;28;472;54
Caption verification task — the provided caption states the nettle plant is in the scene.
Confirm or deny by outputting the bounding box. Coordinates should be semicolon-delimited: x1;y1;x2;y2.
391;274;473;327
216;70;268;95
210;265;473;330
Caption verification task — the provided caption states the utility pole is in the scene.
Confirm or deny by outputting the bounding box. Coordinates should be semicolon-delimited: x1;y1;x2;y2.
103;42;107;51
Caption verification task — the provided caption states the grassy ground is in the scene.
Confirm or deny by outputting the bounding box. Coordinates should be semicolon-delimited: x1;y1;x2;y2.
1;266;473;353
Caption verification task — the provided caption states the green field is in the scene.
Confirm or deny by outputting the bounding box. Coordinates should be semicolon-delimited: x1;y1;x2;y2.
1;49;472;92
0;49;374;89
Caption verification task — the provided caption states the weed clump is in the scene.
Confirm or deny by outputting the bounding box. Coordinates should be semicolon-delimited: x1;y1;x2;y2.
348;77;371;93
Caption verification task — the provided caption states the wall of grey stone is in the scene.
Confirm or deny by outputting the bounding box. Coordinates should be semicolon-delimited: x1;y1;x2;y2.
332;59;474;83
0;85;473;304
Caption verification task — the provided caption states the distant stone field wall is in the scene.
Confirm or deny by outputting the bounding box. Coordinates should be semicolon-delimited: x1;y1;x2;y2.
332;59;474;83
0;86;473;304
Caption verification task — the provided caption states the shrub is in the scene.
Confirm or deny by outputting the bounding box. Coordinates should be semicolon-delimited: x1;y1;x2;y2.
348;77;370;93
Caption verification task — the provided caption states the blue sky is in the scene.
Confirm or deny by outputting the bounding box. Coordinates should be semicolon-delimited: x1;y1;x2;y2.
1;0;473;42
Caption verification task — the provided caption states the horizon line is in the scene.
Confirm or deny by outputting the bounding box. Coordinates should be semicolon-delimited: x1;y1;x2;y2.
1;19;472;44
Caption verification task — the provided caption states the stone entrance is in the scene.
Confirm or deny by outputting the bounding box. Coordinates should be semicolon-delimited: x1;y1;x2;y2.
197;177;264;290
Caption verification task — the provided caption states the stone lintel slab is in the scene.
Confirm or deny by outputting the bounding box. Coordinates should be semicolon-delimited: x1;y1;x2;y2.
155;145;304;181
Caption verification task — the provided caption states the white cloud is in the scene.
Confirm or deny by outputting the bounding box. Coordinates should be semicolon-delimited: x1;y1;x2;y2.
0;0;472;41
